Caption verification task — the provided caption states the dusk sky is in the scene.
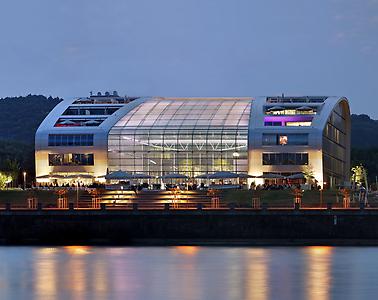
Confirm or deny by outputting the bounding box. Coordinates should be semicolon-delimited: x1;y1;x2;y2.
0;0;377;117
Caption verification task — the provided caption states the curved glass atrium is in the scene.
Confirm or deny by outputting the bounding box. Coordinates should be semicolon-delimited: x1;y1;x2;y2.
108;98;252;177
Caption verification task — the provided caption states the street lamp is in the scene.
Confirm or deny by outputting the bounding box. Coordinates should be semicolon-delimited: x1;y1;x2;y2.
76;177;81;208
232;152;239;173
23;171;27;190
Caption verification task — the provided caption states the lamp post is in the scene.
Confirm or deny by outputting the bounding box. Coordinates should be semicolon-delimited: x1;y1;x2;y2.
233;152;239;185
320;188;323;208
76;177;80;208
232;152;239;172
23;171;27;190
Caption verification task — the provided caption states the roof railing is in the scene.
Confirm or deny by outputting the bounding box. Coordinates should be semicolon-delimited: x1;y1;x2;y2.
266;96;327;104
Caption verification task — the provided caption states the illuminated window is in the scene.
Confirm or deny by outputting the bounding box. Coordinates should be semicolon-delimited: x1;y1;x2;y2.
48;153;94;166
265;108;316;115
62;106;121;116
48;134;94;146
285;121;312;127
264;116;313;127
262;134;308;145
279;135;288;145
262;153;308;165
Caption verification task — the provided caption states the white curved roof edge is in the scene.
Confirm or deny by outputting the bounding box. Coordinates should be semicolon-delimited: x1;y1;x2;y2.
36;95;350;134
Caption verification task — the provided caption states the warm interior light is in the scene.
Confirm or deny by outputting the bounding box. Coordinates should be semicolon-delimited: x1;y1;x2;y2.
64;246;91;255
175;246;199;256
279;135;288;145
306;246;333;255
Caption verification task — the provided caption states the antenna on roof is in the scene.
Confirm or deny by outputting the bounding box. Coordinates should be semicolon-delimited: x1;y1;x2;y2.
90;91;93;96
282;93;285;98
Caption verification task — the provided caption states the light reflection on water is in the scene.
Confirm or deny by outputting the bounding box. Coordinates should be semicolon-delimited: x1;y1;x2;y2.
305;246;333;300
0;246;378;299
246;249;269;300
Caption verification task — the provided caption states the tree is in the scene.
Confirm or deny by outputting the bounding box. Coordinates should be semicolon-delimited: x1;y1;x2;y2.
302;165;315;184
4;159;20;186
0;172;12;190
351;148;378;182
351;164;367;185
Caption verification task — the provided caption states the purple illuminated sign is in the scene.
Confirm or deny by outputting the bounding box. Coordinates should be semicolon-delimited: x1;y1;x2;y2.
264;116;313;126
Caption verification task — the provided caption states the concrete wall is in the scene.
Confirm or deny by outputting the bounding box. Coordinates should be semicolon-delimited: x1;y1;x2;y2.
1;209;378;245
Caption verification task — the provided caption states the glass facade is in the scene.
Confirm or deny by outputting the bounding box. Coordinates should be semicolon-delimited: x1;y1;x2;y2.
48;134;94;146
108;99;252;177
322;102;349;186
48;153;94;166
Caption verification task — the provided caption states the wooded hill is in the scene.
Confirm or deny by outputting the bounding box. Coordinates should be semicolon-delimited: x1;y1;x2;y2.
0;95;61;144
350;114;378;149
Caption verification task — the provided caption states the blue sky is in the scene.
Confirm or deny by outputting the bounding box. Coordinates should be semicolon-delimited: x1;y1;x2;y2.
0;0;377;117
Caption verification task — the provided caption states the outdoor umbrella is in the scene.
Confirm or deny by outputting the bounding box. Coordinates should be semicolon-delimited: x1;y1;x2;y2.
53;175;66;179
286;173;306;180
267;106;284;111
49;175;66;180
37;174;65;179
131;173;153;179
195;174;209;179
160;173;189;189
237;173;254;179
160;173;189;179
207;171;239;179
296;106;313;111
105;170;133;180
258;173;285;179
65;174;94;179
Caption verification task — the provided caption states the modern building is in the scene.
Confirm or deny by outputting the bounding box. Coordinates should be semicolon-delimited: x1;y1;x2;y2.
35;92;351;188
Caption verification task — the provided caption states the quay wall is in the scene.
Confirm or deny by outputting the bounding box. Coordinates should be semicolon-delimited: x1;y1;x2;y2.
1;207;378;244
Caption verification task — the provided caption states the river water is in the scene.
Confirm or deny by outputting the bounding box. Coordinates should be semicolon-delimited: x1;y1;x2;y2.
0;246;377;299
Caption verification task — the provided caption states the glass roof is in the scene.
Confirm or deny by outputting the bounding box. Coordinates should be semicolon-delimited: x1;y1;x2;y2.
114;98;252;128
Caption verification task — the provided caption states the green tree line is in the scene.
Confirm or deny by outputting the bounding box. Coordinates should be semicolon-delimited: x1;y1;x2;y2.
0;95;61;186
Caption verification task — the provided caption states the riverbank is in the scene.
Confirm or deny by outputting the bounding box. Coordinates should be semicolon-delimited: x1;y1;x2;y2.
1;207;378;245
1;189;377;208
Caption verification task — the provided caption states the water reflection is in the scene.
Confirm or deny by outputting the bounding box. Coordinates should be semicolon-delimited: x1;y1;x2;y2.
34;247;58;299
63;245;91;255
92;260;108;294
245;249;269;300
0;246;378;299
304;246;333;300
68;251;87;296
174;246;199;256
